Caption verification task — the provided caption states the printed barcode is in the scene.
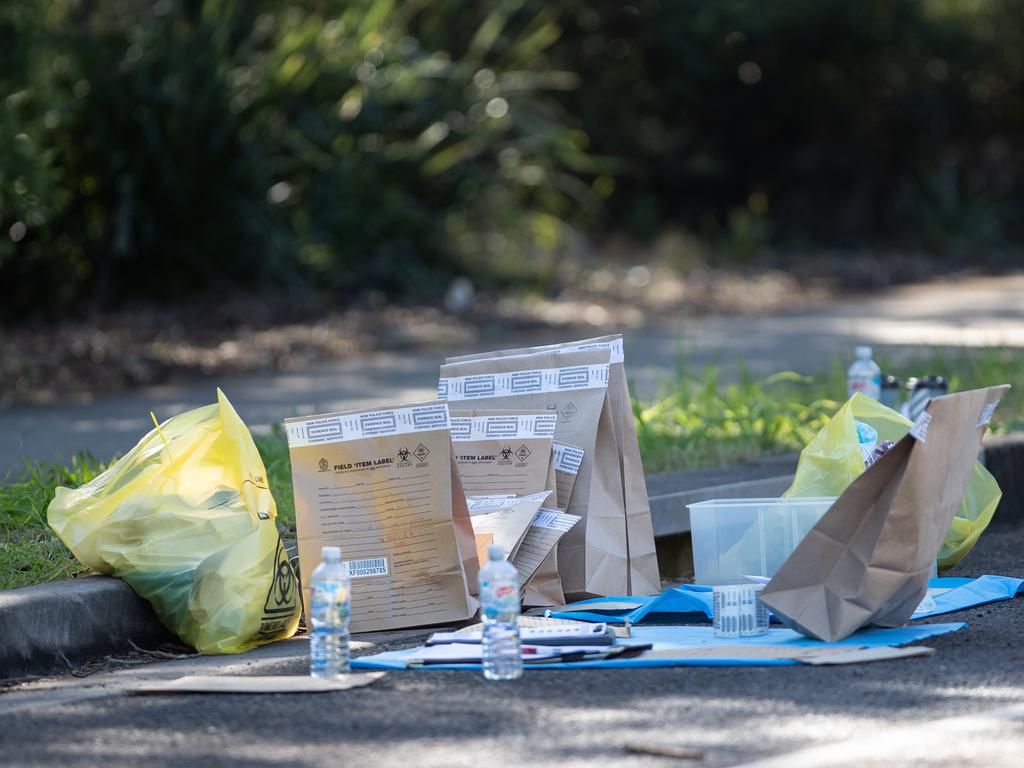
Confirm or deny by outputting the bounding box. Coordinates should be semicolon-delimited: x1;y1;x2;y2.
345;557;389;579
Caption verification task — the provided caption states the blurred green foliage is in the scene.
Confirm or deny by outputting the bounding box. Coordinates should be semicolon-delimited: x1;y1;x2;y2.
4;0;1024;316
0;0;593;315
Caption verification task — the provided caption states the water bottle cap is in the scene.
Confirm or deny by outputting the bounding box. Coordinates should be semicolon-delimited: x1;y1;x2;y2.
487;544;505;561
321;546;342;562
856;346;872;358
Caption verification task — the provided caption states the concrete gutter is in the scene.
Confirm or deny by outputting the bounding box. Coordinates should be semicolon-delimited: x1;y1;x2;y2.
646;453;799;537
3;435;1021;681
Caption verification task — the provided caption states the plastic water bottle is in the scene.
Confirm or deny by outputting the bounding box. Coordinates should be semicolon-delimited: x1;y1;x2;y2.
309;546;350;677
847;346;881;401
479;544;522;680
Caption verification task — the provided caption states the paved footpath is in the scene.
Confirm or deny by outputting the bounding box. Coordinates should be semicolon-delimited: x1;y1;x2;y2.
1;527;1022;767
3;273;1023;475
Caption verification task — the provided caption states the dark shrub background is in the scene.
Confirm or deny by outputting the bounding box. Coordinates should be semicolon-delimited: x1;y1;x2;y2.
2;0;1023;317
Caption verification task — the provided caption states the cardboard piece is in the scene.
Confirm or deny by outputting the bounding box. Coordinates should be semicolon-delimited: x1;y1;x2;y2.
450;410;556;497
760;386;1010;642
439;348;627;597
285;402;477;634
130;672;386;694
637;644;934;665
796;645;935;665
466;491;551;559
444;335;660;596
474;533;494;566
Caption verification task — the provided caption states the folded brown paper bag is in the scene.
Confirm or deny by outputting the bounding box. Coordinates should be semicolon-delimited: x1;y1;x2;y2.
512;508;581;592
520;451;569;607
439;348;627;597
450;409;564;604
760;385;1009;642
285;402;477;633
444;335;660;596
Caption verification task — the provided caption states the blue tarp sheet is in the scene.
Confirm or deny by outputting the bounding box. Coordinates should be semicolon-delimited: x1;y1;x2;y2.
544;575;1024;625
350;622;966;670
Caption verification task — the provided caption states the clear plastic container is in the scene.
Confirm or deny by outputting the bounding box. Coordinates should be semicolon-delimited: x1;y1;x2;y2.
688;497;837;585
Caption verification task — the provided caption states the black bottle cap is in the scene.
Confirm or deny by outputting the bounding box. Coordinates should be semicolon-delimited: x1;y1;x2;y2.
907;375;947;391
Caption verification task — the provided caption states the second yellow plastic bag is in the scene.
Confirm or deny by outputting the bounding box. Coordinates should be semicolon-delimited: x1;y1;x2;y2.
784;392;1001;568
47;389;301;654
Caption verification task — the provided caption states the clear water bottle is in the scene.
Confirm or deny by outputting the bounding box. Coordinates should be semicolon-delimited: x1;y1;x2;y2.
309;546;351;677
478;544;522;681
847;346;882;401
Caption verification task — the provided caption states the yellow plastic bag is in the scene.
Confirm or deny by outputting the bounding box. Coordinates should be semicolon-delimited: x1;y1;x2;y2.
784;392;1001;569
47;390;300;653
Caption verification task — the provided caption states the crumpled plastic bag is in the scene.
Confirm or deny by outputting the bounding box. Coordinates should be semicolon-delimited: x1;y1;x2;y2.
47;389;301;653
784;392;1002;569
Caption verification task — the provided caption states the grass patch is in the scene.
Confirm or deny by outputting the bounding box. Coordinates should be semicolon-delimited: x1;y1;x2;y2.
0;454;109;590
257;425;295;531
637;347;1024;473
2;347;1021;589
635;367;838;473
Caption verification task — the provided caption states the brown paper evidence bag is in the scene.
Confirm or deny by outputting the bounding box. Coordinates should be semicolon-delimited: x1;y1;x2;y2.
760;385;1010;642
285;402;477;634
440;334;660;598
450;408;568;605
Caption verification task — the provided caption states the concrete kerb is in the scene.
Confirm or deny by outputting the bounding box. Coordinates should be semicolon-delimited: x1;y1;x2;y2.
2;434;1021;682
0;577;175;681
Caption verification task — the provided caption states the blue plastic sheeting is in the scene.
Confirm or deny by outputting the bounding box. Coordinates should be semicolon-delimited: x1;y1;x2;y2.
544;575;1024;625
914;575;1023;619
350;622;966;670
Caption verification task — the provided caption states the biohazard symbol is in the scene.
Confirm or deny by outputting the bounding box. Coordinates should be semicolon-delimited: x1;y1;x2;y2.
397;446;412;462
500;445;514;461
413;443;430;462
263;538;299;616
515;444;532;462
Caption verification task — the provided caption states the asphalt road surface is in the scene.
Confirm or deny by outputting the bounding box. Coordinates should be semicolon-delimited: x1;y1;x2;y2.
2;525;1022;768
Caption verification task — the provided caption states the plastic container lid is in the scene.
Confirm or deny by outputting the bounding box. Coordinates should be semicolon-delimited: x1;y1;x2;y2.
321;546;342;562
856;345;872;358
487;544;505;561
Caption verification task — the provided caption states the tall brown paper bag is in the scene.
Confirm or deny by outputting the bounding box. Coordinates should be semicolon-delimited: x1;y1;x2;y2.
439;348;627;598
760;386;1009;642
444;334;660;596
